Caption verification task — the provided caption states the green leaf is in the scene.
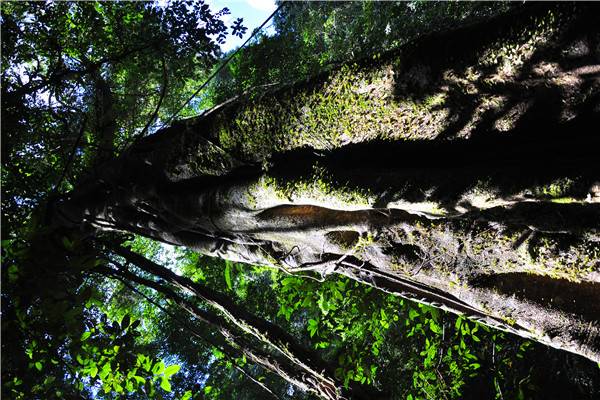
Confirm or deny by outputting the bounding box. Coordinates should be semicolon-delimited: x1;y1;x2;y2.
35;361;43;371
182;391;193;400
429;320;442;334
211;348;225;360
130;319;141;330
152;361;165;375
7;264;18;282
80;331;91;341
121;314;131;329
455;317;463;330
89;365;98;378
62;237;73;250
113;381;123;393
307;319;318;337
225;262;233;290
380;309;387;320
164;364;180;378
160;377;172;392
93;1;103;15
409;308;419;321
100;362;112;379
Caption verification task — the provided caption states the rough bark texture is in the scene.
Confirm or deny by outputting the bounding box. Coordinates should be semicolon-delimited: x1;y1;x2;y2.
57;3;600;365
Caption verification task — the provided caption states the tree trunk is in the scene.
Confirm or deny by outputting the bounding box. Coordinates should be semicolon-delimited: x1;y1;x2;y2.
56;3;600;364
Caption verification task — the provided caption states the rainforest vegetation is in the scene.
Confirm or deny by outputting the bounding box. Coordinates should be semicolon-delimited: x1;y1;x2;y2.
2;2;599;399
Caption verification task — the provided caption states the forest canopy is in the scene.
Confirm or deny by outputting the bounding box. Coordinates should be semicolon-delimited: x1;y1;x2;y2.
2;2;599;400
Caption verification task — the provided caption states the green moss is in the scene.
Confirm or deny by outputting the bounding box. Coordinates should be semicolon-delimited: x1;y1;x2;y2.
534;178;576;199
549;197;577;204
325;231;361;251
420;92;447;109
265;165;374;209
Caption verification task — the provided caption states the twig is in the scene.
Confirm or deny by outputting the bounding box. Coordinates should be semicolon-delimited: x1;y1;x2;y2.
161;4;285;127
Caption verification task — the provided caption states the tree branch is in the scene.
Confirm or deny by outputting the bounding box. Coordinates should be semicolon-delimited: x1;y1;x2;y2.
128;57;169;147
111;272;282;400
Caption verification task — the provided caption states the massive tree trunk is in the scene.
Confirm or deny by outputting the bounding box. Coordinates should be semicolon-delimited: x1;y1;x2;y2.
56;3;600;364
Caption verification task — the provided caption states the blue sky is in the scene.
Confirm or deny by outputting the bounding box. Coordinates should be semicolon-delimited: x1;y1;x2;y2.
207;0;278;52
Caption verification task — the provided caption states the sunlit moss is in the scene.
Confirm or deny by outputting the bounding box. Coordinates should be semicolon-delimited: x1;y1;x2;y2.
261;166;375;210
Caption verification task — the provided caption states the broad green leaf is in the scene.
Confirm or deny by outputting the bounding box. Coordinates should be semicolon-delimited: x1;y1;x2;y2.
211;348;225;360
160;377;172;392
429;320;442;334
113;381;123;393
152;361;165;375
164;364;180;378
121;314;131;329
409;308;419;320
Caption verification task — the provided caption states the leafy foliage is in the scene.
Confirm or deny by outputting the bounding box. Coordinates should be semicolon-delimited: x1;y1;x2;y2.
273;270;537;399
206;1;515;104
1;0;238;235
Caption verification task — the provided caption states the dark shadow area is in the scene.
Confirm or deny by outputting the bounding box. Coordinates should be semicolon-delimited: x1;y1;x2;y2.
472;272;600;321
389;2;600;140
461;343;600;400
473;202;600;231
268;111;599;212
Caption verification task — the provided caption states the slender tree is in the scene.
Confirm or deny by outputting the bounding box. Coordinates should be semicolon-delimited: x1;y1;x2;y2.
103;243;376;399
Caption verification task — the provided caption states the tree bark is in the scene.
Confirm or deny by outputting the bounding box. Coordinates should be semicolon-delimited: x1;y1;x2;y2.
56;3;600;364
